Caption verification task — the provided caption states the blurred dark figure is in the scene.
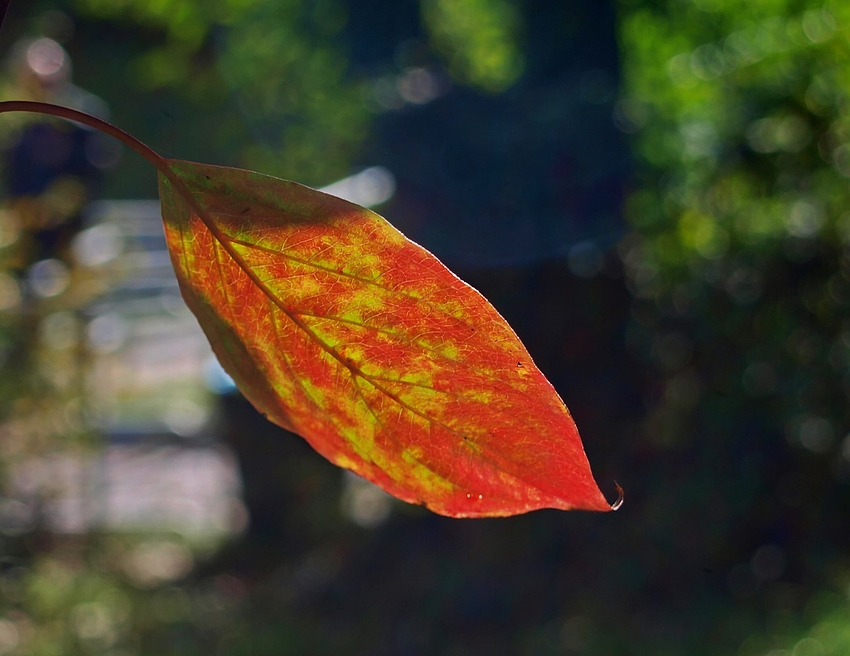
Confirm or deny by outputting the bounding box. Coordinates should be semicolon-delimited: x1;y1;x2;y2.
1;35;116;271
0;34;119;419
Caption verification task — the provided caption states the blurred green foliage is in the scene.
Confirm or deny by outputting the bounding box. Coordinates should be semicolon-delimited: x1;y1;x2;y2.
617;2;850;449
73;0;372;186
421;0;525;92
619;0;850;269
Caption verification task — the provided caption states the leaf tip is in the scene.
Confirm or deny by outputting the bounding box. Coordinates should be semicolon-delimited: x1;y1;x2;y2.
609;482;624;511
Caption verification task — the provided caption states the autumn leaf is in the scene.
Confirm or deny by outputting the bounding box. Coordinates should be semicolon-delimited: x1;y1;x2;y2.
158;159;614;517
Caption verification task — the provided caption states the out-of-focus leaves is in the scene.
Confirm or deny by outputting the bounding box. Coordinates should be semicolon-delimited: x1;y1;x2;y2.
158;159;612;517
73;0;371;188
619;0;850;276
616;2;850;651
420;0;525;92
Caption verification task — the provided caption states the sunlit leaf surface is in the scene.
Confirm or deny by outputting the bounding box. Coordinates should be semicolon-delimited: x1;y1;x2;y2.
159;160;611;517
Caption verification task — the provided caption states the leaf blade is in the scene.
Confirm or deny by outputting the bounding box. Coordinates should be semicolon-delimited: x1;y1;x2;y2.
159;159;612;517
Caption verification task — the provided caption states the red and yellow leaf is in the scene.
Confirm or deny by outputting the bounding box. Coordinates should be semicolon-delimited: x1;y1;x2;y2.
158;159;613;517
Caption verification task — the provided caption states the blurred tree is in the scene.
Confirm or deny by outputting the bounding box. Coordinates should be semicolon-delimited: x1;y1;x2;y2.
66;0;628;266
617;0;850;651
421;0;525;92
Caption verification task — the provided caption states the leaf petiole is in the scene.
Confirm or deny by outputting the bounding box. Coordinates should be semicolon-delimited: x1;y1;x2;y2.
0;100;221;238
0;100;168;174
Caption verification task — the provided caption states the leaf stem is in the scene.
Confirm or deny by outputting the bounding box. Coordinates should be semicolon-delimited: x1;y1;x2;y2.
0;100;223;242
0;100;169;174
